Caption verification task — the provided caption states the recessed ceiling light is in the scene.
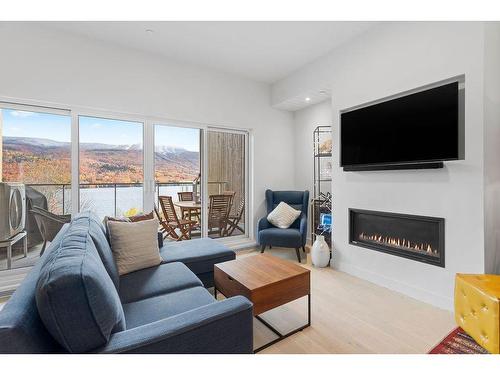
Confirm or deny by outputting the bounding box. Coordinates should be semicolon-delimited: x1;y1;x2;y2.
319;90;327;95
145;29;154;34
305;97;311;102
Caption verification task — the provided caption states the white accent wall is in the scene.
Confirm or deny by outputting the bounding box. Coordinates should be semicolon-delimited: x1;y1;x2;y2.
0;23;295;238
293;99;332;241
483;22;500;275
277;22;499;310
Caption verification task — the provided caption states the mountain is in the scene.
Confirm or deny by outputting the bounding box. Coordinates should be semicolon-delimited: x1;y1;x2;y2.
155;145;189;154
3;136;192;153
2;136;200;184
3;136;69;149
3;136;144;151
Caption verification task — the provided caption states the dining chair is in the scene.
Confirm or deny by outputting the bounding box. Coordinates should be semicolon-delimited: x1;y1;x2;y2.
222;190;235;204
154;204;168;237
208;194;232;238
158;196;197;241
177;191;197;220
226;198;245;236
222;191;236;221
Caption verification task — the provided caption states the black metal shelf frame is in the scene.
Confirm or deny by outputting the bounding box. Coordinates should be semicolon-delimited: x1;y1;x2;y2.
312;126;332;249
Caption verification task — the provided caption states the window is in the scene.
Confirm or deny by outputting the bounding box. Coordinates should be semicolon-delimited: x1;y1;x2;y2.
0;105;71;270
78;116;144;219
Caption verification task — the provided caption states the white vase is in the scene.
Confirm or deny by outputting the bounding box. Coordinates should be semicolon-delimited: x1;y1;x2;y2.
311;235;330;268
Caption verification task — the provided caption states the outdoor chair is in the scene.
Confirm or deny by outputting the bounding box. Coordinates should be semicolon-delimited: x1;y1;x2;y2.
30;206;71;255
177;191;200;221
226;198;245;236
208;194;232;238
158;196;197;241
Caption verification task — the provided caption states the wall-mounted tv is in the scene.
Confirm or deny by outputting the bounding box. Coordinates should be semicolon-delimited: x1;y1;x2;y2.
340;81;462;171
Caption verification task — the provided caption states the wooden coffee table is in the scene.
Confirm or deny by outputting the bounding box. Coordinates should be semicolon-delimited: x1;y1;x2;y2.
214;254;311;353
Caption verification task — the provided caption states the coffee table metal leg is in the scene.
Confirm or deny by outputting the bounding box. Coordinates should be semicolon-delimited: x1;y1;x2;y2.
254;294;310;353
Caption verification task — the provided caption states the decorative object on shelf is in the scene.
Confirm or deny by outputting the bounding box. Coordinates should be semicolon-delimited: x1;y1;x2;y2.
319;138;332;154
311;235;330;267
312;126;332;252
320;158;332;179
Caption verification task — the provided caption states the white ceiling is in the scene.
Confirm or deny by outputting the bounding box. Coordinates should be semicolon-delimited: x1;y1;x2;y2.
38;21;376;84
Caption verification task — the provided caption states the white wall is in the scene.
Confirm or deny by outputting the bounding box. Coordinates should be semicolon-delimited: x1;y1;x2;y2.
293;99;332;241
279;22;491;310
483;22;500;274
293;99;332;192
0;23;295;237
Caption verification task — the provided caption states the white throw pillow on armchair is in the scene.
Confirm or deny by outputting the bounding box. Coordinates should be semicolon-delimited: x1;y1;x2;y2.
267;201;302;229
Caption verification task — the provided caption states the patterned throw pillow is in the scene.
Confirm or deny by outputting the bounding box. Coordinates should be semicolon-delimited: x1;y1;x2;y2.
267;202;301;229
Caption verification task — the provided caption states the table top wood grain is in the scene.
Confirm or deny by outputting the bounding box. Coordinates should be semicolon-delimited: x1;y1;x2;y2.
215;254;310;291
173;201;201;209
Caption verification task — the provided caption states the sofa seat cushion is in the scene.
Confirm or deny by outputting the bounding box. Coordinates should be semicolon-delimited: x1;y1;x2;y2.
119;262;203;304
160;238;235;275
35;219;126;353
123;286;215;329
258;227;301;247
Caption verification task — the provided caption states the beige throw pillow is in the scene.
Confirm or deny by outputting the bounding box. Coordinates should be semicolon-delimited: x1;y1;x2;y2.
107;218;162;275
267;202;302;229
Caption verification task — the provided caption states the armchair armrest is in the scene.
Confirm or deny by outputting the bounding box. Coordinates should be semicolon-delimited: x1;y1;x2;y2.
299;213;308;246
94;296;253;354
258;216;272;231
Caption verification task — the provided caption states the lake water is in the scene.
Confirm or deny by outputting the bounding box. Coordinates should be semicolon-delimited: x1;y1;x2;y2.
81;185;193;218
48;185;192;219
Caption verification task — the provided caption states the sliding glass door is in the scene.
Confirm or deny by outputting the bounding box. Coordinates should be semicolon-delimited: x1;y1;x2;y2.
152;124;249;242
154;124;202;239
0;104;71;270
206;129;248;239
78;116;144;219
0;105;249;270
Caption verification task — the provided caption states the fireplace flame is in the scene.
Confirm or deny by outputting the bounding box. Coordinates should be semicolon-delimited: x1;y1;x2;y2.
359;232;438;255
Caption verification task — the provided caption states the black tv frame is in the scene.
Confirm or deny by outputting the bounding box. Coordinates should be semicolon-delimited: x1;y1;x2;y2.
340;77;465;172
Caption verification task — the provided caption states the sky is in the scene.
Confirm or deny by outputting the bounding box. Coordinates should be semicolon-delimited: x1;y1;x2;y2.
1;109;200;151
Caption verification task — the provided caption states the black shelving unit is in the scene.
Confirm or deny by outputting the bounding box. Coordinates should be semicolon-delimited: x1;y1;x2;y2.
312;126;332;249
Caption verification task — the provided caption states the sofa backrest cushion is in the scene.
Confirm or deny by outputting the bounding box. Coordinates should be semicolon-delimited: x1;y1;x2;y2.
72;212;120;290
35;219;126;353
265;190;309;214
0;226;69;353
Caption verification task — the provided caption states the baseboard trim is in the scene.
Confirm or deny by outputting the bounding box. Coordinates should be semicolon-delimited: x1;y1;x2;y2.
334;260;453;311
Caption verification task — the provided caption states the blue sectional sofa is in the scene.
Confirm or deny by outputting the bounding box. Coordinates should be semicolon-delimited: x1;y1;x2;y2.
0;212;253;354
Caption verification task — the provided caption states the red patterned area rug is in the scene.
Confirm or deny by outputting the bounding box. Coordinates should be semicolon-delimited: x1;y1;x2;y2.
429;327;489;354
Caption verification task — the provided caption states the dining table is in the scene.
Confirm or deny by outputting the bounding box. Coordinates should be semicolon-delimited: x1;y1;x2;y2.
174;200;201;222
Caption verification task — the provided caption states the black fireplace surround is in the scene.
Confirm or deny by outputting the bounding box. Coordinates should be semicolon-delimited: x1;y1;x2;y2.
349;209;445;267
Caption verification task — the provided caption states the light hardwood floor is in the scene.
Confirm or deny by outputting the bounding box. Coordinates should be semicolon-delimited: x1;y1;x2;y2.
234;246;455;354
0;246;456;354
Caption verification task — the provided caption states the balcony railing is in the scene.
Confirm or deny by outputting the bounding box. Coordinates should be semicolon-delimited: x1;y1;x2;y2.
26;181;228;217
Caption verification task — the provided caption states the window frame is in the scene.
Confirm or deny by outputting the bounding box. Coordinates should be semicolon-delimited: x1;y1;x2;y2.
0;98;254;245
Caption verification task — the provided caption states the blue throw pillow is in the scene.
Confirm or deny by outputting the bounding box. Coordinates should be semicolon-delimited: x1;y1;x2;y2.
35;220;126;353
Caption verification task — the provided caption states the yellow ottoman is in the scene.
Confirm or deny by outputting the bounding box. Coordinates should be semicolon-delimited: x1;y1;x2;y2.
455;274;500;353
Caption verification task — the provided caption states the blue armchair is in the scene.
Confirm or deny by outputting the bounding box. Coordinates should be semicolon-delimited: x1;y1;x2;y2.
257;190;309;263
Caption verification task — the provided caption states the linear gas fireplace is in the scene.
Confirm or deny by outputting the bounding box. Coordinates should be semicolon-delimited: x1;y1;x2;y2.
349;209;445;267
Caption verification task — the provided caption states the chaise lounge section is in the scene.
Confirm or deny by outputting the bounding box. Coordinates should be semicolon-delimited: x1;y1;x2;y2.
0;212;253;354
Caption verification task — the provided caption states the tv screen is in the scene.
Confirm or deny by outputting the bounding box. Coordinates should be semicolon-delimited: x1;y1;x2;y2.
340;82;459;168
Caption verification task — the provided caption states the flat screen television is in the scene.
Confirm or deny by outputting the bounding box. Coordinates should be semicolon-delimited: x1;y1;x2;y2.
340;81;461;171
